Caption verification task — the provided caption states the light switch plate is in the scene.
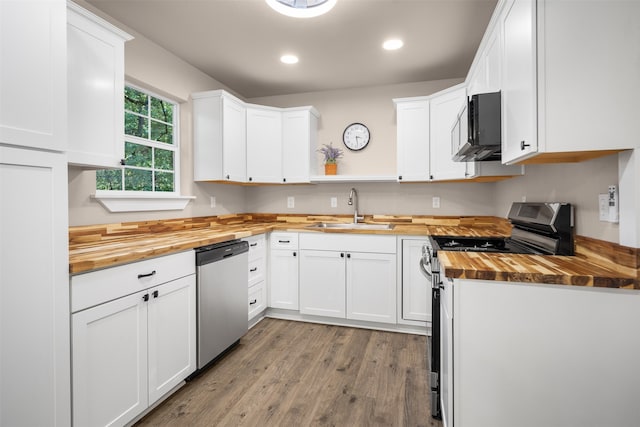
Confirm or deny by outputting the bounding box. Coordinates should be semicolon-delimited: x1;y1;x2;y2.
330;197;337;208
287;196;295;209
432;196;440;209
210;196;216;208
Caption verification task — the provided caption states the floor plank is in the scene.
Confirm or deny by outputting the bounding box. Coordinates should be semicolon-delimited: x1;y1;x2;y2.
135;318;443;427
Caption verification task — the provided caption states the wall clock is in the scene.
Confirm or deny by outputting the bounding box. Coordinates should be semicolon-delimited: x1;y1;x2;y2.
342;123;370;151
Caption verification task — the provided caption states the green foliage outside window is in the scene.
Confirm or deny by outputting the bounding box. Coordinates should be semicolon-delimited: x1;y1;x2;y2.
97;86;177;193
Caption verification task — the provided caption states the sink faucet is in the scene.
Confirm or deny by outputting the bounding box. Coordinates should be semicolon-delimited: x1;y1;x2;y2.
348;187;365;224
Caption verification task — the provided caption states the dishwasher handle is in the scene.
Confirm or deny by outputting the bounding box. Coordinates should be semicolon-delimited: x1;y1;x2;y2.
195;240;249;266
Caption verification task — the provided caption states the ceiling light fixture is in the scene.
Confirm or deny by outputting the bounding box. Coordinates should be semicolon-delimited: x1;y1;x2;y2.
280;54;299;64
383;39;404;51
265;0;337;19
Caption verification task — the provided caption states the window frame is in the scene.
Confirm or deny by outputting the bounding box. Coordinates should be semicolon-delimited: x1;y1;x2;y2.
93;83;194;212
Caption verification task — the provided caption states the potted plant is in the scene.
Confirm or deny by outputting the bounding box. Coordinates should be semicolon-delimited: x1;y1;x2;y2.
317;143;344;175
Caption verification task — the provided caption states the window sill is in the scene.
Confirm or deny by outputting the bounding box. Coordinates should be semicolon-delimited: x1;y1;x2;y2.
92;192;195;212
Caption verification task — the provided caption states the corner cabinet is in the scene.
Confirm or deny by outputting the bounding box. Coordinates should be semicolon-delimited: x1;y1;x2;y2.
71;251;196;427
193;89;319;184
193;90;247;182
500;0;640;164
67;2;133;168
299;233;397;324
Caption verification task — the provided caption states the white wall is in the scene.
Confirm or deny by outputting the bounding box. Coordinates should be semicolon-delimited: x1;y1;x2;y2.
495;154;619;243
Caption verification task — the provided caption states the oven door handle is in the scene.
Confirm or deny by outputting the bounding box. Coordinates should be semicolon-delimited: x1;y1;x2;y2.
419;258;432;279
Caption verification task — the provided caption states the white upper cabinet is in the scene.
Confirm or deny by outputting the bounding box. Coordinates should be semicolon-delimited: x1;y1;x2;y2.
429;85;468;181
67;2;132;168
193;90;318;184
246;106;282;183
282;108;318;183
395;98;431;182
192;90;247;182
0;0;66;151
501;0;640;164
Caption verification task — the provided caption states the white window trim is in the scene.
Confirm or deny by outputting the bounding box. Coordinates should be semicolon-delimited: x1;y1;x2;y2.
94;83;195;212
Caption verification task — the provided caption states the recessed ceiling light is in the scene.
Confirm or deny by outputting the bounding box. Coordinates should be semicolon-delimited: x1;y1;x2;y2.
383;39;404;51
265;0;337;18
280;54;299;64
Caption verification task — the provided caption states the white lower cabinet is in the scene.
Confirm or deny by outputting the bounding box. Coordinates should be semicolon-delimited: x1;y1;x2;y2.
71;252;196;427
401;238;431;323
269;232;300;310
244;234;267;321
299;234;397;324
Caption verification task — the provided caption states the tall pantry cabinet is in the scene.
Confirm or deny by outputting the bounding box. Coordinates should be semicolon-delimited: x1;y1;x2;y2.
0;0;70;426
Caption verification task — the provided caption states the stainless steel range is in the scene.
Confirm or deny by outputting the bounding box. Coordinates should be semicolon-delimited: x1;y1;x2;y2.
422;202;574;419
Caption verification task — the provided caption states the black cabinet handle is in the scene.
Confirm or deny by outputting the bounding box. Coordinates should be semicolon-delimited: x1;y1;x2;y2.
249;177;253;182
347;253;351;258
520;140;530;150
250;267;258;272
137;270;156;279
340;253;345;258
293;252;297;257
283;178;287;183
398;175;402;180
279;240;290;243
226;174;230;179
249;299;258;305
120;159;126;166
250;242;258;247
429;175;434;180
142;294;149;302
153;290;159;298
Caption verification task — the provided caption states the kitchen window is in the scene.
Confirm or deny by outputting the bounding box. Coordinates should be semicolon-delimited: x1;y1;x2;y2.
94;84;194;212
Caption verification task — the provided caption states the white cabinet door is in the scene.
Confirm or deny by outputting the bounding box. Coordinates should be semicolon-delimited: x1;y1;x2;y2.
66;3;132;168
346;252;397;324
282;109;316;183
0;0;66;151
440;279;453;427
484;23;502;93
72;292;148;427
246;107;282;183
395;99;431;182
222;96;247;182
501;0;537;164
401;240;430;322
299;250;346;318
147;275;196;404
1;146;70;427
269;249;299;310
429;86;468;181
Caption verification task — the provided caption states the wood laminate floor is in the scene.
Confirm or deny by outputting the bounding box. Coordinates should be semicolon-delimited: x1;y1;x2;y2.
135;318;442;427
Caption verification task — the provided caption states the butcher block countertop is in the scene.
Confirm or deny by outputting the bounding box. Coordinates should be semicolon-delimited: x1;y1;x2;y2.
68;214;637;290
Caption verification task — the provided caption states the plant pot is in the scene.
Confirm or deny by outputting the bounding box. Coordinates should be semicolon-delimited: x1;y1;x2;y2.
324;163;337;175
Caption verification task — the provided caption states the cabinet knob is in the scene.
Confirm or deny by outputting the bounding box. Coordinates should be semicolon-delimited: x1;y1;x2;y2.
120;159;126;166
153;290;159;298
249;177;253;182
430;175;434;180
398;175;402;180
293;251;297;257
340;253;345;258
142;294;149;302
347;253;351;259
283;178;287;183
226;174;230;179
520;140;530;150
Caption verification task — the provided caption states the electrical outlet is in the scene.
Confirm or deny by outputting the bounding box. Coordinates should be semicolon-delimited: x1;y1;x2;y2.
432;196;440;209
330;197;337;208
521;195;527;202
210;196;216;208
287;196;295;209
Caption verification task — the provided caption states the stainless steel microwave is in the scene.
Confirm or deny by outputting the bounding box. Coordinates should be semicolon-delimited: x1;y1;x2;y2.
452;91;501;162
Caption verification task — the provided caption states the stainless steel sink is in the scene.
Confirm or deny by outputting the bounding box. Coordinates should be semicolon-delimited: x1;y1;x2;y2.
305;222;395;231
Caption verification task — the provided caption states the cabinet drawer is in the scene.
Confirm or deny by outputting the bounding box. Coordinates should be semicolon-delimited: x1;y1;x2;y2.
270;232;299;249
244;234;266;261
299;233;396;253
248;281;266;320
248;256;265;287
71;250;195;313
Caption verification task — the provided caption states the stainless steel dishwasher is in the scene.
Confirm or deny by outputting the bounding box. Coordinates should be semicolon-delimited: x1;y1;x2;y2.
195;239;249;370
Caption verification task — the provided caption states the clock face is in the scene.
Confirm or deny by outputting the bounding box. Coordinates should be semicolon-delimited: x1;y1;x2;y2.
343;123;370;151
